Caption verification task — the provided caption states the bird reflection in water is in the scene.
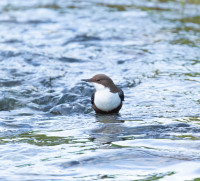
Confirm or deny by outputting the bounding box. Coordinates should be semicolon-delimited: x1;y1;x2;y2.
90;114;125;146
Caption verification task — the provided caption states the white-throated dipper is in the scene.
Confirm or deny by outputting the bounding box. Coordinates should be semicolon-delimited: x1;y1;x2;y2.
82;74;124;114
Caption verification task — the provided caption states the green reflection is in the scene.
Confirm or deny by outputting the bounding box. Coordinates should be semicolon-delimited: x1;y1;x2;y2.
176;117;200;123
0;132;72;146
184;72;200;77
111;143;131;148
0;131;97;148
20;132;72;146
192;178;200;181
186;177;200;181
138;171;175;181
170;38;197;46
176;135;200;140
16;163;34;168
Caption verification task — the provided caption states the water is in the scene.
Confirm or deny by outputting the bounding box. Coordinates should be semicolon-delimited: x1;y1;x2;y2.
0;0;200;180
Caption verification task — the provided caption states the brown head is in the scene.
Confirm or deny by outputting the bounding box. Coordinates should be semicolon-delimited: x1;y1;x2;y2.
82;74;118;93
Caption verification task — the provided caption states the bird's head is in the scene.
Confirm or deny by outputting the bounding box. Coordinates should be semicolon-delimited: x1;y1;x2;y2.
82;74;118;92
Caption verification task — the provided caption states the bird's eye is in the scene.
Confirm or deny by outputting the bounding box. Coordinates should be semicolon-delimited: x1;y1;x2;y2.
96;79;100;82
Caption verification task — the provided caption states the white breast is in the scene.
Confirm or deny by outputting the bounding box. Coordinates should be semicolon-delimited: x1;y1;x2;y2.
94;86;121;112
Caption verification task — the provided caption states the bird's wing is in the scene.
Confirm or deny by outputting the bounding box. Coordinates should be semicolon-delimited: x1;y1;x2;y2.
118;87;124;101
91;91;95;104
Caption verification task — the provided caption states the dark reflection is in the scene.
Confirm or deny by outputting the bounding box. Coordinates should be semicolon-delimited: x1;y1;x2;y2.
0;96;23;111
58;57;86;63
91;115;200;146
90;114;125;145
0;80;22;87
63;34;101;45
95;114;125;124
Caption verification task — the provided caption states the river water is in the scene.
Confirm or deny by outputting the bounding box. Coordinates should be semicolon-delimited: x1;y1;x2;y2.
0;0;200;180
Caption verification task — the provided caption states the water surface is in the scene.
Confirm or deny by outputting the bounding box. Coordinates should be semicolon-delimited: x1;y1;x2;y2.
0;0;200;180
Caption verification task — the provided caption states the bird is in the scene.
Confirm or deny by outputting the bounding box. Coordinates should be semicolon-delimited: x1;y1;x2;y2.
82;74;124;114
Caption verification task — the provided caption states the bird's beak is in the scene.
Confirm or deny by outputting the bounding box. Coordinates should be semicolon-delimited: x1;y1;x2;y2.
81;79;91;82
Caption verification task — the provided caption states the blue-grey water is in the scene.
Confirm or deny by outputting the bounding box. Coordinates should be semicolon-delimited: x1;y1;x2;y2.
0;0;200;180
